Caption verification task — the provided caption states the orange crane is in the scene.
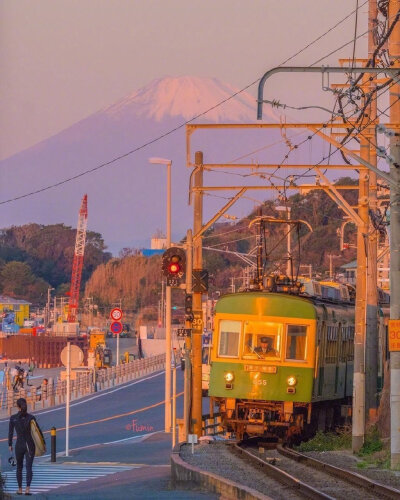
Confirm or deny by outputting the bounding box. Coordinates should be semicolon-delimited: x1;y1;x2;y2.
67;194;88;322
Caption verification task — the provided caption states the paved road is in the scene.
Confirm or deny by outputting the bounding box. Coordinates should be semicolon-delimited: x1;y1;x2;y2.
0;368;216;499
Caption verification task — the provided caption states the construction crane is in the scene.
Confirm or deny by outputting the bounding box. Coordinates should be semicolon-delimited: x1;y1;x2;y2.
67;194;88;323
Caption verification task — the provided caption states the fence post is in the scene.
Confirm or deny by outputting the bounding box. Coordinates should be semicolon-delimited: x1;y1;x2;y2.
49;377;55;406
7;390;13;416
30;386;37;411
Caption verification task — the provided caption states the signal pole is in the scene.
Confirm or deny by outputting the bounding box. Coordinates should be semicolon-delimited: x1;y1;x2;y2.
389;0;400;469
184;229;193;438
191;151;204;437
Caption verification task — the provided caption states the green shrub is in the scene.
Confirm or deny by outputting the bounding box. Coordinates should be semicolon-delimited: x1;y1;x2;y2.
358;427;383;457
297;430;351;452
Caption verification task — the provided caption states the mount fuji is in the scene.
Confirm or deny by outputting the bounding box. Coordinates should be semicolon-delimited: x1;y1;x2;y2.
0;76;314;254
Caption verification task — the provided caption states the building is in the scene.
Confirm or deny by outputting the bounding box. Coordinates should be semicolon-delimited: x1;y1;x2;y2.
340;260;357;286
340;259;390;290
0;296;31;326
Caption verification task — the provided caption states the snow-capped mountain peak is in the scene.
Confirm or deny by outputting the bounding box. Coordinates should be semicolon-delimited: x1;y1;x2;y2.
104;75;275;122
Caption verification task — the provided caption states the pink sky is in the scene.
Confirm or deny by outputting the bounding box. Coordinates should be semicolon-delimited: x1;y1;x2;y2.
0;0;367;161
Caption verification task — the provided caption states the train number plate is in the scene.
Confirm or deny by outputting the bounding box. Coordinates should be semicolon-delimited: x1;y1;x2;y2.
244;365;277;373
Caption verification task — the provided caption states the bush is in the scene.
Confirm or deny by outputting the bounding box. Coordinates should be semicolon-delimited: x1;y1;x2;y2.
358;426;383;456
297;430;351;452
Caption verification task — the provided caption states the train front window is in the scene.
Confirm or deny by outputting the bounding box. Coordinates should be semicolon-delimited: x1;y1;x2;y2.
286;325;307;360
218;320;240;357
243;321;282;359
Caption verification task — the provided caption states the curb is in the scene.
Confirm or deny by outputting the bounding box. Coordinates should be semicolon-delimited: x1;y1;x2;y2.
170;449;271;500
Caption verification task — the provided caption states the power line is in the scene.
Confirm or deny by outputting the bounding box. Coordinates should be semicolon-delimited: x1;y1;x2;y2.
0;1;371;206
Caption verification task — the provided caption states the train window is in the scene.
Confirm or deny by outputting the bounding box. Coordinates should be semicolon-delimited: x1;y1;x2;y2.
285;325;307;361
243;321;282;359
218;320;240;357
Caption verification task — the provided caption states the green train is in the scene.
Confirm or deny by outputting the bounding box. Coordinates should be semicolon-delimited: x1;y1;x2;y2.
208;280;387;441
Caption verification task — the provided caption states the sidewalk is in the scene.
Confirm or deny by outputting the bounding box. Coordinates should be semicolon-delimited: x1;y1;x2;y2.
17;432;218;499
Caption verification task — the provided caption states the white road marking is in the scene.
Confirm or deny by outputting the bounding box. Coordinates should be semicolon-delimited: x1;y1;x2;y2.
4;463;135;494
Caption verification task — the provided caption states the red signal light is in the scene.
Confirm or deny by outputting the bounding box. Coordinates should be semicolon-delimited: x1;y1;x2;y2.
169;263;181;274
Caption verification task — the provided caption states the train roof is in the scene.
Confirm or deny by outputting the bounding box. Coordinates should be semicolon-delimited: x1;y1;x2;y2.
215;292;318;319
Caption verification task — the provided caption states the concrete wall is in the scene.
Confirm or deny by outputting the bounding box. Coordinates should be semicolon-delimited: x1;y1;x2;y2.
140;338;181;357
106;337;138;363
171;450;268;500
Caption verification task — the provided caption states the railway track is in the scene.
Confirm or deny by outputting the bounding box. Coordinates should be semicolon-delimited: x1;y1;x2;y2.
231;442;400;500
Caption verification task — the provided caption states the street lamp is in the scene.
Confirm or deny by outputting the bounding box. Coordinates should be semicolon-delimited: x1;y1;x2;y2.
149;157;172;434
275;206;292;278
46;287;55;328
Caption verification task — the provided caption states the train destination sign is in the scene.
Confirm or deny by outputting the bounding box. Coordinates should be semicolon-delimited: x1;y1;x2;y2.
389;319;400;351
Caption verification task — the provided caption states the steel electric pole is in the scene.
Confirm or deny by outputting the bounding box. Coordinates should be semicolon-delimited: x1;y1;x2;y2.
191;151;204;437
389;0;400;469
366;0;379;419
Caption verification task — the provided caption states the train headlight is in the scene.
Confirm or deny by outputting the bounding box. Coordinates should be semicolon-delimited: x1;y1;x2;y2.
224;371;234;382
287;376;297;387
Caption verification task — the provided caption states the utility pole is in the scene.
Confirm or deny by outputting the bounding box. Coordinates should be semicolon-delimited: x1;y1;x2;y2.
46;287;54;328
191;151;204;437
366;0;379;419
184;229;193;438
54;296;57;325
352;158;370;451
389;0;400;469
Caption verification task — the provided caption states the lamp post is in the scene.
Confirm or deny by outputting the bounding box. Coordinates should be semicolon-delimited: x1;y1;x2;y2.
149;157;172;434
46;287;55;329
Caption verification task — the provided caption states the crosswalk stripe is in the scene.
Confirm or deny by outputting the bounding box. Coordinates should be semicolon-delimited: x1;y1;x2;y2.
4;463;135;494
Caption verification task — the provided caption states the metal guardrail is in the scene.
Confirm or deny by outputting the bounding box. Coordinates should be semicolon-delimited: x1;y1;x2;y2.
0;354;166;415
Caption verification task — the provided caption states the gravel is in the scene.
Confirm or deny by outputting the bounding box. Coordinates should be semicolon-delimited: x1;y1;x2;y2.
304;449;400;491
180;441;304;500
258;448;385;500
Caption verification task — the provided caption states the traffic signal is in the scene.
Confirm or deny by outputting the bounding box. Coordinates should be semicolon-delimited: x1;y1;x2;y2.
162;247;186;286
185;294;193;319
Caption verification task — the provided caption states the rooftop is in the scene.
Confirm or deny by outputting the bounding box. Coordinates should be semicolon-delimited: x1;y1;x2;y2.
0;296;31;305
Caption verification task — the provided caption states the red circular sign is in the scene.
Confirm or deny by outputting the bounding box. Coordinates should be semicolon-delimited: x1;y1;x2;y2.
110;308;123;321
110;321;123;335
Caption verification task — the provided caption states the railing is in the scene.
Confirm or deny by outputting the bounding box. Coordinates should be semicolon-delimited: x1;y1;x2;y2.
1;354;166;415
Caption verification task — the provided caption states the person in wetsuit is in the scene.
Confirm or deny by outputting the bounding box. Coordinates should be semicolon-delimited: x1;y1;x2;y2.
8;398;36;495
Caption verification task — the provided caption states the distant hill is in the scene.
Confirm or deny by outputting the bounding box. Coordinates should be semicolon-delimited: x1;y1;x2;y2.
84;178;358;317
0;223;111;304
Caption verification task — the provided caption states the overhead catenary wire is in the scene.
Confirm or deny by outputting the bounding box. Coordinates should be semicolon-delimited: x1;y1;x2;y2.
0;1;372;206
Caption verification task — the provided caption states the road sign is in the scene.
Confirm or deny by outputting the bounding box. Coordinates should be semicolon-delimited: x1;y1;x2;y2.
177;328;192;338
167;276;181;287
110;321;123;335
60;345;84;368
192;310;203;335
202;332;212;346
389;319;400;351
192;269;209;293
110;308;123;321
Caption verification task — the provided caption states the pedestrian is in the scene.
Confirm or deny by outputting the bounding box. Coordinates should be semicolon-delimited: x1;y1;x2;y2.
37;378;48;401
8;398;37;495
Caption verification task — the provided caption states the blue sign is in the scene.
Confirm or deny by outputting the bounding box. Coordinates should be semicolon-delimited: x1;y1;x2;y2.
202;332;212;347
